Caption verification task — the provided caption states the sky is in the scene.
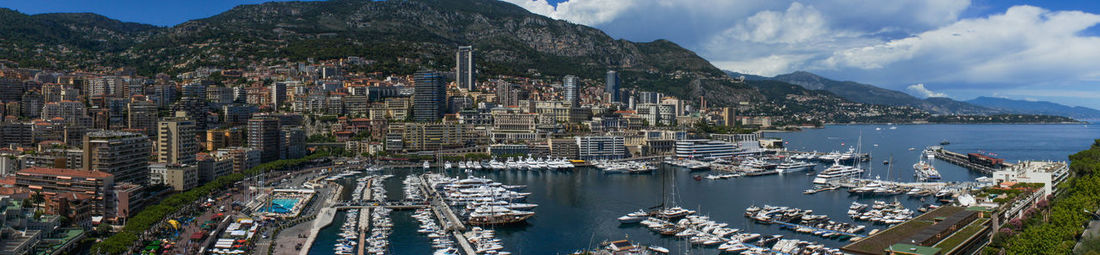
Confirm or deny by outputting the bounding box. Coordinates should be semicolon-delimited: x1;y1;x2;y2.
503;0;1100;109
3;0;1100;108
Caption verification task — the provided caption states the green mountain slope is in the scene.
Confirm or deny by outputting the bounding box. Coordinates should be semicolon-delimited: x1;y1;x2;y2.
1;0;758;105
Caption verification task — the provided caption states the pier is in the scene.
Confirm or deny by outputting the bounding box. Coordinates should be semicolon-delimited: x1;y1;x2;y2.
414;174;477;255
930;147;1011;174
768;220;867;239
356;179;372;255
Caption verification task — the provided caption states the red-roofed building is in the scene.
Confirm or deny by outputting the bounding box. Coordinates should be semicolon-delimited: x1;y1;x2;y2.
15;167;115;218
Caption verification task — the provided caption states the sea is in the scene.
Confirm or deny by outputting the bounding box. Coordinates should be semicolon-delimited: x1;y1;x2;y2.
310;123;1100;255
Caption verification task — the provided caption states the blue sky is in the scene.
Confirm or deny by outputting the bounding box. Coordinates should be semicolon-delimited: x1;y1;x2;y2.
3;0;1100;108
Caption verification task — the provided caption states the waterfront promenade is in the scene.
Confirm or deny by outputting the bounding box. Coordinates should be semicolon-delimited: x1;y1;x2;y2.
297;181;344;255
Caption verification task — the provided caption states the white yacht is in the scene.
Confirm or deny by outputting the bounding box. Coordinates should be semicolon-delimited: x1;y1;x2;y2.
812;160;864;184
776;160;815;173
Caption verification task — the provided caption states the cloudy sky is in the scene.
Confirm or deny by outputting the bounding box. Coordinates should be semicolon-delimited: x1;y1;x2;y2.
4;0;1100;108
502;0;1100;108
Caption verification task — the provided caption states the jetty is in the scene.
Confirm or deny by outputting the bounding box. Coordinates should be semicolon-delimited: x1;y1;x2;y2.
415;174;476;255
768;220;867;239
930;147;1012;174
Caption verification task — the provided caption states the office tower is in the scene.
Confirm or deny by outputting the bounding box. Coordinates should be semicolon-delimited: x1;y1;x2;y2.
157;118;198;165
128;99;158;137
606;70;621;103
563;75;579;107
83;130;151;185
247;117;281;163
413;71;446;122
456;46;475;91
271;82;288;108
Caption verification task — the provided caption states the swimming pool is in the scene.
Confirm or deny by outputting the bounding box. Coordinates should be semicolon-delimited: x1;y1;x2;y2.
261;198;300;213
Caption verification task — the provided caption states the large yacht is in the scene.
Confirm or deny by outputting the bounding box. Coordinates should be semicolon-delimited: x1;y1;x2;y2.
776;160;815;174
812;161;864;184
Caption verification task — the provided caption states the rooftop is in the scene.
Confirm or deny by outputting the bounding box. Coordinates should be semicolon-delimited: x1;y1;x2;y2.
886;243;941;255
1010;160;1068;173
843;206;965;254
17;167;113;179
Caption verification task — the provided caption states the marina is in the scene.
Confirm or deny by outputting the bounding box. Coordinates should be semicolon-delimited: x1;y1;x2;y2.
295;124;1097;254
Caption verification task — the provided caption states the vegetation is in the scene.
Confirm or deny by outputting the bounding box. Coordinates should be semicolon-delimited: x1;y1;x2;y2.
935;218;990;251
90;152;330;254
985;139;1100;254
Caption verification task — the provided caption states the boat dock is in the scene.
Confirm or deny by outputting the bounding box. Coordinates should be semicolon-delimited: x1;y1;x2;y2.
356;179;371;255
767;220;867;239
930;147;1011;174
415;174;477;255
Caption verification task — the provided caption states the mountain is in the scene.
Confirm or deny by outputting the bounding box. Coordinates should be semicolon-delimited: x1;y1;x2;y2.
727;70;1001;115
967;97;1100;120
0;0;757;106
0;9;159;69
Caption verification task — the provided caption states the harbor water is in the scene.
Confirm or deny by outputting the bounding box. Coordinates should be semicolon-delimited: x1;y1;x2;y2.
312;124;1100;254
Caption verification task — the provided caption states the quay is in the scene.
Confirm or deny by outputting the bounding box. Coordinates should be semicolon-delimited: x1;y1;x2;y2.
357;179;371;255
298;181;343;255
415;174;477;255
930;147;1012;174
767;220;867;239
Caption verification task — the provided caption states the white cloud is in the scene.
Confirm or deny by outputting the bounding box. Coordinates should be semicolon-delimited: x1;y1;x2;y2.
906;84;948;98
502;1;1100;108
713;54;815;77
500;0;637;26
822;6;1100;85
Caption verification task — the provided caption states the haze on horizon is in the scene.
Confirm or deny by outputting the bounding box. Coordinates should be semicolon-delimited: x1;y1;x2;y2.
4;0;1100;109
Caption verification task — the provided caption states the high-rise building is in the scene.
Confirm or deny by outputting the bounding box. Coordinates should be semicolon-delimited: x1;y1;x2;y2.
248;117;281;163
0;78;23;102
174;83;208;130
157;118;198;165
495;81;523;107
83;131;151;185
271;82;288;108
281;127;306;159
41;100;88;127
22;91;43;118
128;99;158;137
456;46;475;91
606;70;621;103
563;75;579;107
413;71;446;122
